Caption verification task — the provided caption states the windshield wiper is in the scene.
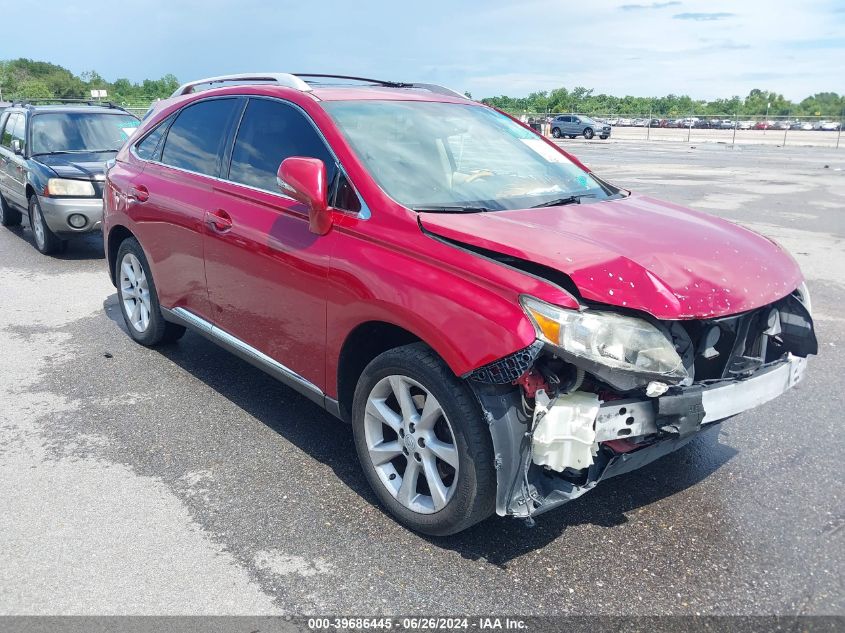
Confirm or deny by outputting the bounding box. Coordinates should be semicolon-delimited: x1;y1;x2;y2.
31;149;119;157
412;205;490;213
530;194;597;208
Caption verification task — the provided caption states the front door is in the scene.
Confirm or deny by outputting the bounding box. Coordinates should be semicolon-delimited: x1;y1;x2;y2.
0;113;28;208
203;97;345;389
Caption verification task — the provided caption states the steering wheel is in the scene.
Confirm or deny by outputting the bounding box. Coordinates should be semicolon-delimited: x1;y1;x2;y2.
464;169;495;183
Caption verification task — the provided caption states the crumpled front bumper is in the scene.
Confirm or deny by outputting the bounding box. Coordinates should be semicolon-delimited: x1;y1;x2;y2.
474;354;807;519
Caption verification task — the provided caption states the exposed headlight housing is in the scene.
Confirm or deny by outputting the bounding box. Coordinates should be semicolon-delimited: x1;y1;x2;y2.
521;295;688;387
45;178;95;197
795;281;812;314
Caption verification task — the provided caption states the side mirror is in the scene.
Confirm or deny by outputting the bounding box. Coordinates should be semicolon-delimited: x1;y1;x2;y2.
11;139;22;155
277;157;331;235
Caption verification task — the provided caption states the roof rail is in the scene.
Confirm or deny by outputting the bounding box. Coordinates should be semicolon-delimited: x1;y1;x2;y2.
169;72;469;100
292;74;412;88
8;99;130;112
171;73;311;97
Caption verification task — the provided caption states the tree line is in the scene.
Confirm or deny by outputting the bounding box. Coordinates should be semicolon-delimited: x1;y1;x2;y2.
479;87;845;118
0;58;178;104
2;58;843;118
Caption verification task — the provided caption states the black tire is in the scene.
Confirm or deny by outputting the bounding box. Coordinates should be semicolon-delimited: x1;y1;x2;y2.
0;193;22;227
115;237;186;346
568;135;576;139
583;127;595;140
551;127;562;138
600;135;609;140
352;343;496;536
28;195;63;254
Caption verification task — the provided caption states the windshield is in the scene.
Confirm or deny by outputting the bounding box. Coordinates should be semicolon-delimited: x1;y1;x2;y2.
323;101;616;211
31;112;140;155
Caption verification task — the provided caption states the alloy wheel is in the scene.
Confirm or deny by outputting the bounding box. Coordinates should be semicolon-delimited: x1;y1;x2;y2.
119;253;152;333
32;204;46;249
363;374;459;514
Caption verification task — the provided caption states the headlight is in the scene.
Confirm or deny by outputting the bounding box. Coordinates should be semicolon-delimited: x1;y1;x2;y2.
795;281;812;314
521;296;688;383
46;178;95;197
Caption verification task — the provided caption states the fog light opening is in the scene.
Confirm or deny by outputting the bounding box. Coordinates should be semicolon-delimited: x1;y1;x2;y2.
68;214;87;229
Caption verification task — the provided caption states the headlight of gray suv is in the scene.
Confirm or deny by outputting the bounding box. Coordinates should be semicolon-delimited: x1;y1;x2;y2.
520;296;689;384
46;178;95;197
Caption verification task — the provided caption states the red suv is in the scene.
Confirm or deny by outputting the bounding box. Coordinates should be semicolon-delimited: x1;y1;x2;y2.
104;73;817;535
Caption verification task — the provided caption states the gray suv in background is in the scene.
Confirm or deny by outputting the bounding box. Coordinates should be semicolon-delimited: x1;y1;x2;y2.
0;101;139;254
550;114;611;140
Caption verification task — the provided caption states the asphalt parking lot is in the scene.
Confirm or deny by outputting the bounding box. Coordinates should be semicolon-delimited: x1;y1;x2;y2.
1;140;843;616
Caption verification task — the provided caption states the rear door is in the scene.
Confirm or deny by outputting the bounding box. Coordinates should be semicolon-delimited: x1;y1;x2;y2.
203;97;351;389
126;97;243;317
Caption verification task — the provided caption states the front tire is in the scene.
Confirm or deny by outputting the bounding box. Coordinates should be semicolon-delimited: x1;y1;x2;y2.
0;193;22;227
29;196;63;254
352;343;496;536
115;237;186;346
583;127;595;140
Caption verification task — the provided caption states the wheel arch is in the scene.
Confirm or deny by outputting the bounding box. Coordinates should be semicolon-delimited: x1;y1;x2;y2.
335;320;423;422
106;224;136;286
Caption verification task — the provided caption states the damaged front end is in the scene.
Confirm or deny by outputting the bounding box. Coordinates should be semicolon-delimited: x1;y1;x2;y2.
469;286;817;521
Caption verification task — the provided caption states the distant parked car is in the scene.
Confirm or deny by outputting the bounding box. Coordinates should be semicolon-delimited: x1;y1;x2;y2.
631;118;647;127
773;120;791;130
790;121;813;131
737;120;754;130
720;120;736;129
820;121;841;131
617;118;633;127
550;115;611;140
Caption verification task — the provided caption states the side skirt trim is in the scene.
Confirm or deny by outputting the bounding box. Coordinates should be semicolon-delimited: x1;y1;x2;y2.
163;306;338;415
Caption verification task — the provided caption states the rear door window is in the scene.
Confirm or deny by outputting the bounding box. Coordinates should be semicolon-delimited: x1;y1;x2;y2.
160;98;241;177
227;98;337;193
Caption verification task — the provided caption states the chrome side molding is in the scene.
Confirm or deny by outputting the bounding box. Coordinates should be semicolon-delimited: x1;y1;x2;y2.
163;307;331;411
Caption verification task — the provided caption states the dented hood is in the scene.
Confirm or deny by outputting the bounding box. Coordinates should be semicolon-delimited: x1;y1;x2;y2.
419;193;803;319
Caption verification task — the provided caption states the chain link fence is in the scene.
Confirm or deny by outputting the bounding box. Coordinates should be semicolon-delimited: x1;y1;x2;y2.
520;112;843;149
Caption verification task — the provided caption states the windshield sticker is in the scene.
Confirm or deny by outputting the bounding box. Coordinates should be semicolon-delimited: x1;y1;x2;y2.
520;138;568;163
119;119;141;139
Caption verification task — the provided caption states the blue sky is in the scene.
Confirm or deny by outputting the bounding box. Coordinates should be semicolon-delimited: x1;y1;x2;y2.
1;0;843;100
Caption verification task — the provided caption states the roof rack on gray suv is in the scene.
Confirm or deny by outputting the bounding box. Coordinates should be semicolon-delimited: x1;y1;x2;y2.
170;72;467;100
10;99;129;113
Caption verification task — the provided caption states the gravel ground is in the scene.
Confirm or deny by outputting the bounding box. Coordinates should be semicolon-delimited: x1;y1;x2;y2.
0;140;842;615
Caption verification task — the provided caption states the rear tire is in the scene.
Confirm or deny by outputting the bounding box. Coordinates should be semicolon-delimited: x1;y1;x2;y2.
29;196;63;254
0;193;22;227
352;343;496;536
115;237;186;346
583;127;595;140
551;127;562;138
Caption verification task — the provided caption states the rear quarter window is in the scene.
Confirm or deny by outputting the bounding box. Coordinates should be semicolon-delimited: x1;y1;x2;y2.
134;114;176;162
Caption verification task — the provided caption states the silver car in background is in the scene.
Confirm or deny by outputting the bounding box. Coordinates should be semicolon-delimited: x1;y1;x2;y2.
550;114;611;140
